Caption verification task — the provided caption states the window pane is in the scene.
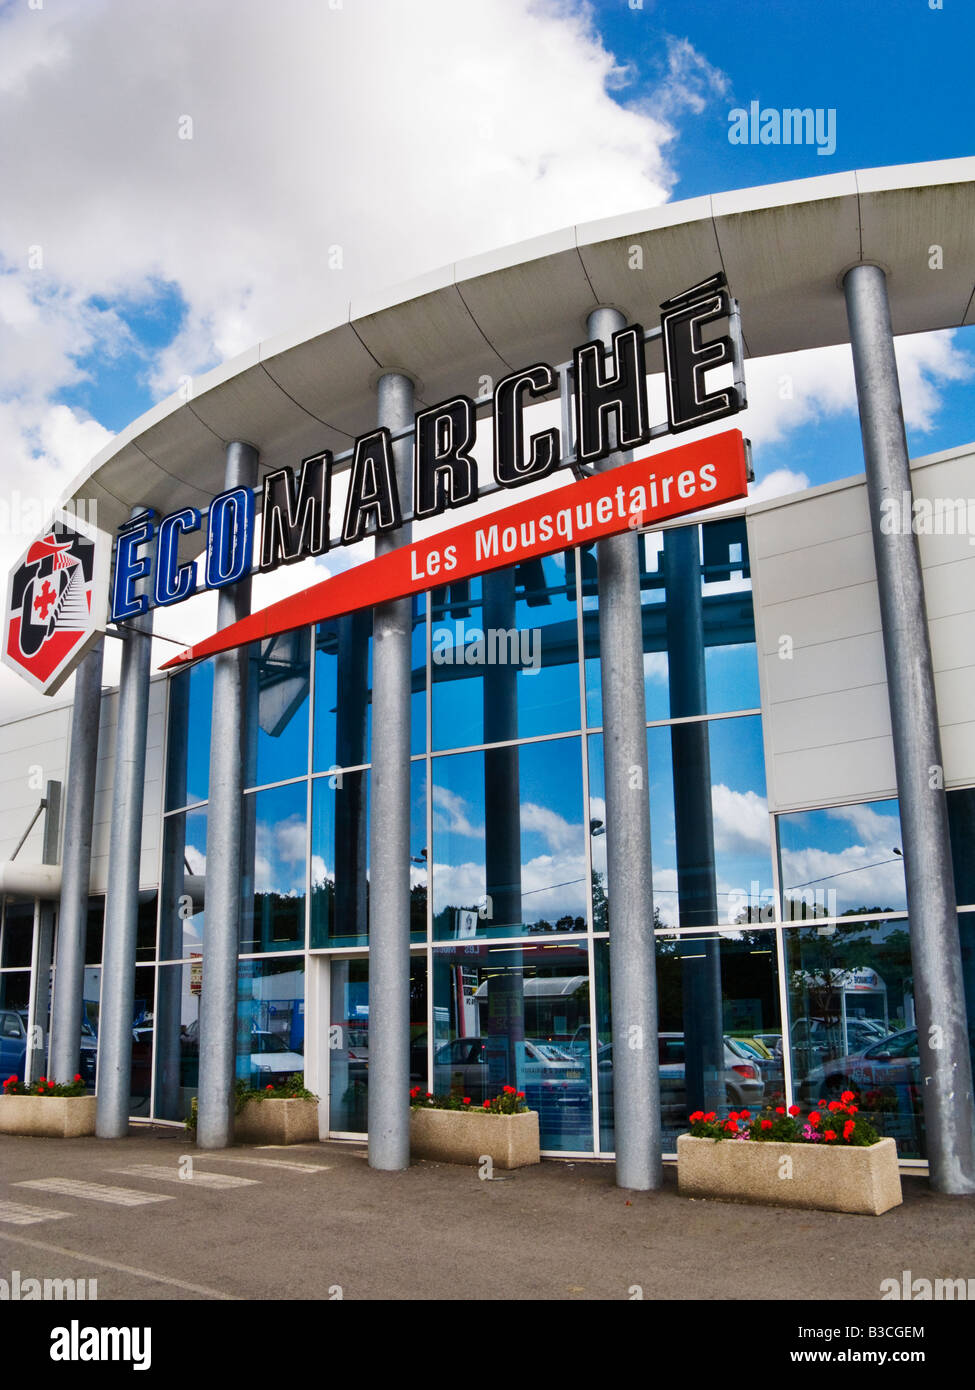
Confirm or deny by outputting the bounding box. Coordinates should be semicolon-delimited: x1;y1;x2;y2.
311;770;369;948
152;961;200;1123
160;807;208;960
432;554;579;752
237;957;306;1090
165;659;213;810
246;630;310;790
1;901;33;968
778;800;908;919
0;974;30;1084
589;716;771;932
240;783;307;953
595;932;781;1155
432;737;587;940
432;941;592;1152
785;917;922;1158
314;598;425;770
584;519;758;728
130;965;155;1117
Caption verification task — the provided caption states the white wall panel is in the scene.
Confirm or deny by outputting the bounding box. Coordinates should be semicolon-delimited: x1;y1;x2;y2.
750;442;975;812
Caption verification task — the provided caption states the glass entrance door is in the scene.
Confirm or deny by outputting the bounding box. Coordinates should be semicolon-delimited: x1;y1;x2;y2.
327;954;428;1135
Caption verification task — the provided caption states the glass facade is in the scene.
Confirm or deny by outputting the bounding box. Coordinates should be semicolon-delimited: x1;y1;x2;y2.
54;509;944;1160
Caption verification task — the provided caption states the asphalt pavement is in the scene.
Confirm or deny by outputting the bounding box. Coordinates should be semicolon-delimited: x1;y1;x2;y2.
0;1125;972;1302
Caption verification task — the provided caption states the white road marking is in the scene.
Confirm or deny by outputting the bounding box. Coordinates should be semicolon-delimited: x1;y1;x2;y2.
191;1155;331;1173
15;1178;173;1207
110;1165;259;1189
0;1200;70;1226
0;1231;238;1299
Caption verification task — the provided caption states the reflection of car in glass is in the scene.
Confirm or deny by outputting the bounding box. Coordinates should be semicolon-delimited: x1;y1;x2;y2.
0;1008;28;1082
432;1036;590;1110
800;1028;920;1101
585;1032;765;1126
248;1031;305;1088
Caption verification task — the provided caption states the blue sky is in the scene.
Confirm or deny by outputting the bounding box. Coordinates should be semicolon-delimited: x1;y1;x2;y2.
1;0;973;715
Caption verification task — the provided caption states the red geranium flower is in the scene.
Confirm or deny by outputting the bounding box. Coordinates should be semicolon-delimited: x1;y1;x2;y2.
843;1119;855;1140
266;1084;273;1091
739;1109;751;1119
775;1106;785;1115
463;1097;471;1105
73;1074;82;1082
689;1111;704;1122
503;1085;515;1094
824;1129;837;1142
483;1100;491;1109
788;1105;800;1116
761;1119;773;1130
809;1111;821;1126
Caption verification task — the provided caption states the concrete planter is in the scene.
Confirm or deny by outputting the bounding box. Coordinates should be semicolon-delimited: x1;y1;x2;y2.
676;1134;902;1215
235;1098;319;1145
410;1107;540;1170
0;1094;96;1138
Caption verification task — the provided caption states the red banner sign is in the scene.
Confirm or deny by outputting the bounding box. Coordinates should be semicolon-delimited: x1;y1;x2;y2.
161;429;748;670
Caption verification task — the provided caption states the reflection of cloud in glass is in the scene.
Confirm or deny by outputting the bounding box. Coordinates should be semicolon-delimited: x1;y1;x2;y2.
432;785;484;840
254;812;306;897
711;784;769;856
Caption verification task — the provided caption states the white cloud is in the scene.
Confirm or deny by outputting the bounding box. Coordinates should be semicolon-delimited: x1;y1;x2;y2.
711;783;770;858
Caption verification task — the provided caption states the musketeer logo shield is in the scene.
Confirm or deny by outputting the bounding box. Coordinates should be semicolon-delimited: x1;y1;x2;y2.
3;517;110;695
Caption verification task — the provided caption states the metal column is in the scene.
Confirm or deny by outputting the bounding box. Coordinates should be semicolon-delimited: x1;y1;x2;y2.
367;370;414;1171
844;263;975;1193
50;643;104;1082
197;442;259;1149
588;305;661;1190
25;781;62;1082
96;561;153;1138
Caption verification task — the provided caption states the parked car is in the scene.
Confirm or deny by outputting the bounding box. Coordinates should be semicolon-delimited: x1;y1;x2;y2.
567;1027;764;1124
432;1035;590;1112
247;1030;305;1088
0;1008;28;1082
800;1027;920;1102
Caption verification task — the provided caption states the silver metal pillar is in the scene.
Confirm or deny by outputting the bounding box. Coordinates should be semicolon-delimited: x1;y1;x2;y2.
50;643;104;1082
197;442;259;1149
97;549;153;1138
588;305;661;1190
26;780;61;1082
844;263;975;1193
367;370;414;1171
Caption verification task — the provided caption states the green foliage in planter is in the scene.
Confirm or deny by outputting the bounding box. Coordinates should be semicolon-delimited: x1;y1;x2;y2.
184;1072;317;1133
688;1094;880;1147
3;1074;86;1098
410;1084;528;1114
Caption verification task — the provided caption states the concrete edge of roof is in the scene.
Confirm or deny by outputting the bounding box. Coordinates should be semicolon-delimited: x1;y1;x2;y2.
56;155;975;518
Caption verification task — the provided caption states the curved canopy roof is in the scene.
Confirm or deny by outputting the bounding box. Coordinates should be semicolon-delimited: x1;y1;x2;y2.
60;157;975;536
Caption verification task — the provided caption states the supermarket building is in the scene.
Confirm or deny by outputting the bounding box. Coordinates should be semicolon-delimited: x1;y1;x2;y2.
2;159;975;1192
